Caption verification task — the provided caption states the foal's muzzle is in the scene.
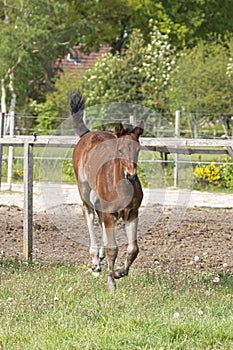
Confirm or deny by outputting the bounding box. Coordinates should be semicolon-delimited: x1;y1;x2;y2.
126;173;137;183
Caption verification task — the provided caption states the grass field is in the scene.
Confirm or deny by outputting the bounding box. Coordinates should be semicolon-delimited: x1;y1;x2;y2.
1;259;233;349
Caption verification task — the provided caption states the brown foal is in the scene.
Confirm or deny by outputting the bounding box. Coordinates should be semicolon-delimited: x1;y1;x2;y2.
71;91;144;291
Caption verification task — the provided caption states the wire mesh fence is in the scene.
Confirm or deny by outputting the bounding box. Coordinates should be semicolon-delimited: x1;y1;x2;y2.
2;111;233;139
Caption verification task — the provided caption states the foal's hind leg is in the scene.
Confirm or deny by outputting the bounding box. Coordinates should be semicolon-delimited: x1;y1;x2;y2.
92;194;106;261
95;209;107;260
103;213;118;292
82;202;102;272
114;217;139;279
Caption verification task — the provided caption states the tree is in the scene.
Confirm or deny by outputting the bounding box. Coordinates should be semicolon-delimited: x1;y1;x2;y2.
69;0;233;52
161;0;233;47
34;70;78;134
227;37;233;82
33;23;177;133
2;0;233;118
81;23;176;107
168;41;233;136
68;0;188;53
0;0;75;111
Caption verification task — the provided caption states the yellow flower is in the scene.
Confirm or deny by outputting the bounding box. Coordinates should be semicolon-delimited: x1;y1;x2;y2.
194;163;222;185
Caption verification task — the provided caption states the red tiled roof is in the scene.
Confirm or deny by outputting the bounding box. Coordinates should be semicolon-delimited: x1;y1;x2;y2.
56;45;110;77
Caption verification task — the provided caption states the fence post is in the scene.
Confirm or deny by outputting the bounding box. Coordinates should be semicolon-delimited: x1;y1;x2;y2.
7;110;15;190
174;110;180;188
129;115;136;126
0;112;4;189
0;79;7;189
23;142;33;260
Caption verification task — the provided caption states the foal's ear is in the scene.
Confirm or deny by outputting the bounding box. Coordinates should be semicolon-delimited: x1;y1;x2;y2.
132;121;144;138
114;122;125;137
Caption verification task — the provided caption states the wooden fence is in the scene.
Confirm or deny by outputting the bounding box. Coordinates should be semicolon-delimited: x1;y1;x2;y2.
0;135;233;260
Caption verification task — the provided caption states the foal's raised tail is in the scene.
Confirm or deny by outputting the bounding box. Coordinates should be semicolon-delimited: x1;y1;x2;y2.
70;91;90;137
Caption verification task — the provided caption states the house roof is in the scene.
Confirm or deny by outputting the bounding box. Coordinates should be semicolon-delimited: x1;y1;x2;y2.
57;45;110;77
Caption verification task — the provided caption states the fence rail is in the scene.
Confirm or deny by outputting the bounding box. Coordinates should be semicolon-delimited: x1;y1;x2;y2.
0;135;233;260
0;135;233;147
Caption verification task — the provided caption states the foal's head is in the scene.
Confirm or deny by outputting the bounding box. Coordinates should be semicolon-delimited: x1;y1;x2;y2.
114;122;144;183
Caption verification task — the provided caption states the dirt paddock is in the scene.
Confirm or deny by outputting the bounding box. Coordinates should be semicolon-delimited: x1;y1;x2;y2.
0;204;232;272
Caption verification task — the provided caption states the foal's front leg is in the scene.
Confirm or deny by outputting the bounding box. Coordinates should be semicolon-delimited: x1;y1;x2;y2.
114;217;139;279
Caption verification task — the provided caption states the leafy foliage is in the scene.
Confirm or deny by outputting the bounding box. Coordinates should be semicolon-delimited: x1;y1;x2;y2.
33;70;78;134
81;23;176;111
1;0;233;133
220;158;233;188
35;25;233;135
168;40;233;136
161;0;233;46
0;0;76;109
194;160;233;189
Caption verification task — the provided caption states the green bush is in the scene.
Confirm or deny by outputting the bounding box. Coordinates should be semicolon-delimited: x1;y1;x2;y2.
62;160;76;182
220;160;233;188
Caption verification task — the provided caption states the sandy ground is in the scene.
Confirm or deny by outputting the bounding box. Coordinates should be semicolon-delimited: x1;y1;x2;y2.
0;183;233;272
1;183;233;210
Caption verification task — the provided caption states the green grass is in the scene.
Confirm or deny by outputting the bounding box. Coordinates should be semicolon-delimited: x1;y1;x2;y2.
0;259;233;349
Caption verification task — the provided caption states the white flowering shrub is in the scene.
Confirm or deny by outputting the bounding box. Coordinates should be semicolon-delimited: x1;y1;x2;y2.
82;52;120;106
226;38;233;81
81;22;176;112
226;57;233;79
141;20;177;110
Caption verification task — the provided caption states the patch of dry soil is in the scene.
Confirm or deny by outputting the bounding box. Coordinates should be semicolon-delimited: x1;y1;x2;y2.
0;205;232;272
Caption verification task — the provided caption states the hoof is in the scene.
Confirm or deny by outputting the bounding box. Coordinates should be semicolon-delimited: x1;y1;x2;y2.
92;265;101;273
114;266;128;279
